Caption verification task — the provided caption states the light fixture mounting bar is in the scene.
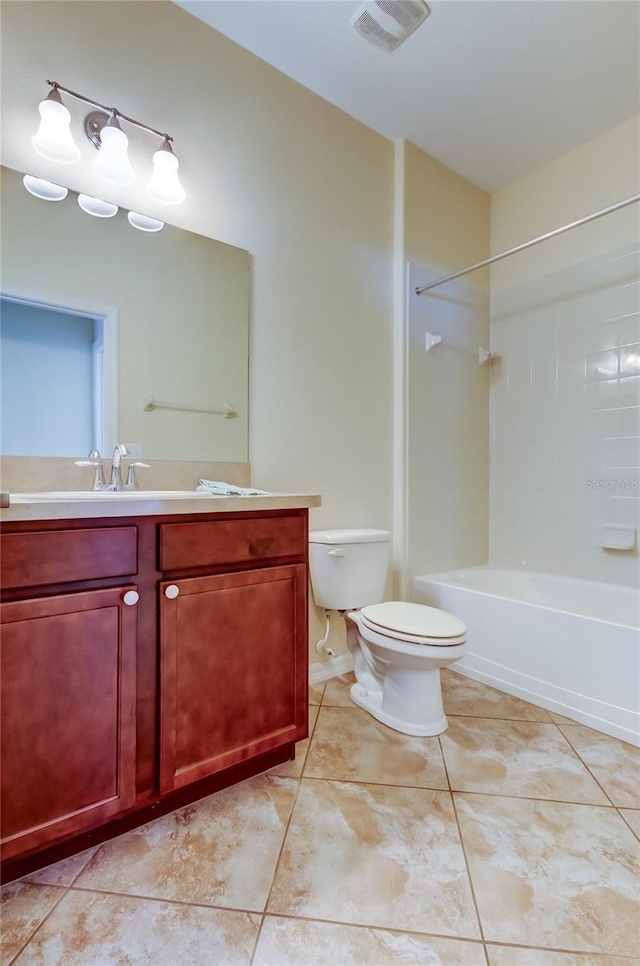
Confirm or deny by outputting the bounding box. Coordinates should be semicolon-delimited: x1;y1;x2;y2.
46;80;173;143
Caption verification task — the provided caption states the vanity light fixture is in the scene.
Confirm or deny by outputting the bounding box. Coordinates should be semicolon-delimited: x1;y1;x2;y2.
21;171;162;234
127;211;164;232
31;87;81;164
31;81;185;204
22;175;68;201
93;113;135;186
77;194;118;218
147;139;185;205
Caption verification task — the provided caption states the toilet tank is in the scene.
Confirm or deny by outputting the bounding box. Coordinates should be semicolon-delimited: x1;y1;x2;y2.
308;528;390;610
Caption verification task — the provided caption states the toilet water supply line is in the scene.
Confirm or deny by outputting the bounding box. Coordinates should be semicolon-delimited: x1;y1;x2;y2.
316;610;336;657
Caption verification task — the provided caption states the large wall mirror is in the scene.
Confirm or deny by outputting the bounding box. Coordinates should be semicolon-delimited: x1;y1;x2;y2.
0;166;249;461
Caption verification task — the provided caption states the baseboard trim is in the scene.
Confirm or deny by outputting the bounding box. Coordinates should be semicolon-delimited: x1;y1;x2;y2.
309;653;354;685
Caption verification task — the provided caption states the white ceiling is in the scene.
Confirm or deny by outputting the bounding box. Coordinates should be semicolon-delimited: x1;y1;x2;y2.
175;0;640;192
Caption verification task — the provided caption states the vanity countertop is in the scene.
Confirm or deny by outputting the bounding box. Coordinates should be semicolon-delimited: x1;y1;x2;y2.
0;492;321;522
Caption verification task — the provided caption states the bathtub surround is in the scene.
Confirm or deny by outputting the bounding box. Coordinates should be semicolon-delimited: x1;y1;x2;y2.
490;244;640;586
2;669;639;963
490;118;640;587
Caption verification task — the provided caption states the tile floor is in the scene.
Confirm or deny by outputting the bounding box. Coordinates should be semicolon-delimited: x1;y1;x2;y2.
2;669;639;965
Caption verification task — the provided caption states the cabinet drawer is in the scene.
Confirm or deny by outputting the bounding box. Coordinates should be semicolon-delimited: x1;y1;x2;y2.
1;527;138;590
159;515;305;571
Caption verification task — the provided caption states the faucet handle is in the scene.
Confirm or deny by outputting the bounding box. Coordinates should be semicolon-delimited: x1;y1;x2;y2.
75;459;106;491
125;462;151;491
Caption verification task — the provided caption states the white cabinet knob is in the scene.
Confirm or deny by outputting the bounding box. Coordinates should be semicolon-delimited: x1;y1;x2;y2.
123;590;139;606
164;585;180;599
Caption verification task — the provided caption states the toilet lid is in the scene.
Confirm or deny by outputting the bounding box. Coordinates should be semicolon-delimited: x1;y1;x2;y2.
360;601;466;640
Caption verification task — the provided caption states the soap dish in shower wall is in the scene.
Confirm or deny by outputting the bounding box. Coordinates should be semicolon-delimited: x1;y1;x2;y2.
600;525;636;551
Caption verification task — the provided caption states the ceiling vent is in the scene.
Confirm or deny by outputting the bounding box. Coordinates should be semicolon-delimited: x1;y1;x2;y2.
350;0;430;52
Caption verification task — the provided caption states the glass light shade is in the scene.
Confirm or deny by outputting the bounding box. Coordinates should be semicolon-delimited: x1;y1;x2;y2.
147;146;185;205
23;175;68;201
77;194;118;218
94;124;135;185
127;211;164;232
31;96;81;164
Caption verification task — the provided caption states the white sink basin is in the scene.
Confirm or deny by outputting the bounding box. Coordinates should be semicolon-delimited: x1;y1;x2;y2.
10;490;225;503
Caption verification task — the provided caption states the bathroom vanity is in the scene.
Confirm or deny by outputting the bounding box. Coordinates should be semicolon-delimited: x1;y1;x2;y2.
0;492;319;880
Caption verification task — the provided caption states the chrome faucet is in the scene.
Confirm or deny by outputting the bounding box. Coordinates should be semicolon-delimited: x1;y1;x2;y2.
124;461;151;491
76;445;149;491
109;443;129;491
74;450;106;490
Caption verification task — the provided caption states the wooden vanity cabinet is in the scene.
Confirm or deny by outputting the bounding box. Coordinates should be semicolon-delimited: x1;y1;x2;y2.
158;514;308;792
0;508;309;876
0;527;139;861
160;564;307;792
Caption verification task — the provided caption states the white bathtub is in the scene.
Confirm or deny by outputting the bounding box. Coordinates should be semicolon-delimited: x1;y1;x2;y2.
414;567;640;745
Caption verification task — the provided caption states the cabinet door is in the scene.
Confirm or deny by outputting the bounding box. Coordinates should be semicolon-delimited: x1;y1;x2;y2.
1;587;137;860
160;564;307;793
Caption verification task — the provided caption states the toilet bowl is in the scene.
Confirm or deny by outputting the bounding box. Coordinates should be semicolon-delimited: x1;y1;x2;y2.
308;529;467;737
346;601;467;736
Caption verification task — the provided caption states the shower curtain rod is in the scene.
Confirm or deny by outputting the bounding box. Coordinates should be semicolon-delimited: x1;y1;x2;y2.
415;193;640;295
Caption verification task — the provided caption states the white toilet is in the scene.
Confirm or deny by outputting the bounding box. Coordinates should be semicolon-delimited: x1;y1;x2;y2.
308;528;467;736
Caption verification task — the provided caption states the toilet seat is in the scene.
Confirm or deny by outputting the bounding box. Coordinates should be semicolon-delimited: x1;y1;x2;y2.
360;601;466;646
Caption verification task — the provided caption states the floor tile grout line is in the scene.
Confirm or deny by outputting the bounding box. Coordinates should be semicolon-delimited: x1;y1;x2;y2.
616;807;640;841
299;701;322;779
300;773;450;792
447;787;613;808
259;743;310;928
554;725;621;808
448;787;624;812
316;702;555;725
8;880;70;965
297;772;620;808
247;913;265;966
438;734;486;946
445;710;556;724
63;883;267;917
483;937;640;960
14;884;639;965
444;716;619;805
319;691;556;724
321;701;556;725
298;710;614;805
250;909;486;946
65;843;107;890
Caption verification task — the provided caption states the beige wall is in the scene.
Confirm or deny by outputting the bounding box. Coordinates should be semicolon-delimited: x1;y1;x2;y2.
490;117;640;586
403;143;492;587
404;143;491;286
491;116;640;292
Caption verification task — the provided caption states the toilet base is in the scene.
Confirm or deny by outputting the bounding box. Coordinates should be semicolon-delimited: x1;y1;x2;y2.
349;680;449;737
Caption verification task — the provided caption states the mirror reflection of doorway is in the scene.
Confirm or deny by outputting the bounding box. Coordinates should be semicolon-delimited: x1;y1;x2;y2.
0;294;116;457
